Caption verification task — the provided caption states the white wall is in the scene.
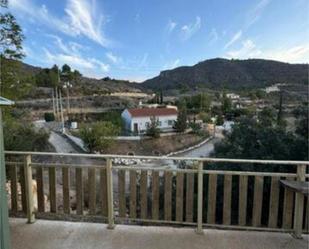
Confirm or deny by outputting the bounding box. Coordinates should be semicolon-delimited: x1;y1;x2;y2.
131;115;176;132
121;109;177;133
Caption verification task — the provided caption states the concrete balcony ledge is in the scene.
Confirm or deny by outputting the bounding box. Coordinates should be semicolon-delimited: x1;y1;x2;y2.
10;218;308;249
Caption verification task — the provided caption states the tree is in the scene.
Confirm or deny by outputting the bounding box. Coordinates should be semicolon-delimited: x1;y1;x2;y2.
79;121;120;153
146;116;160;138
0;1;25;95
221;92;232;114
3;115;50;151
213;117;308;161
0;9;24;59
258;107;276;127
174;99;187;132
216;114;224;125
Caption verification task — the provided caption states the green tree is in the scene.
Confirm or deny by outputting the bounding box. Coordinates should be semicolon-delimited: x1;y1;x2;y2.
213;117;308;161
79;121;120;152
0;1;25;96
146;116;160;138
174;100;187;132
221;92;232;114
3;114;50;151
216;114;224;125
258;107;276;127
0;5;24;59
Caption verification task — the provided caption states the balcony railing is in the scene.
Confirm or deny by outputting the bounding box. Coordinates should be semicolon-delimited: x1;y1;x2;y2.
4;151;309;238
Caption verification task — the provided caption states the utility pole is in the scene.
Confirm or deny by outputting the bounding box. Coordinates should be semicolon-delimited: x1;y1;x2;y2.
52;88;56;117
55;87;59;121
59;90;65;133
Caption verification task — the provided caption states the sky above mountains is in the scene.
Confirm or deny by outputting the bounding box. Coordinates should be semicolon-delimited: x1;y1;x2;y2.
5;0;309;81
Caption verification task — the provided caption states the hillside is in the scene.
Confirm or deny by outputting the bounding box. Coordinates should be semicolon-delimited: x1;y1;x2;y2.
4;60;144;99
142;58;308;90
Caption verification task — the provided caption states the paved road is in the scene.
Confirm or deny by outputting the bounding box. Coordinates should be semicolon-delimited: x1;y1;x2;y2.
177;132;224;158
48;131;77;153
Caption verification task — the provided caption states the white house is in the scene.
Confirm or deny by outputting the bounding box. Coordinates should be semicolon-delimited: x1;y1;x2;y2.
121;108;178;134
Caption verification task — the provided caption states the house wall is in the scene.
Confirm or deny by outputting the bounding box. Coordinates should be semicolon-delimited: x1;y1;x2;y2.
130;114;177;133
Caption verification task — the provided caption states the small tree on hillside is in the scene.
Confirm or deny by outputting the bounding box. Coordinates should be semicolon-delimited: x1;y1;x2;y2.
79;121;120;152
174;100;187;132
146;116;160;138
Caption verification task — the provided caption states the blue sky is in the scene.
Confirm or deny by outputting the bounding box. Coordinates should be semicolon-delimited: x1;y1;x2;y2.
5;0;309;81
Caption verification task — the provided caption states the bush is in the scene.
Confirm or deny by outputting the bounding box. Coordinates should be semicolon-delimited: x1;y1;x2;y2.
79;121;120;152
4;120;50;151
146;116;160;138
44;112;55;122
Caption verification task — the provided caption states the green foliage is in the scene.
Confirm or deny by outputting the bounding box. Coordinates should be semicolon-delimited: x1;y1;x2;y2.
293;103;308;138
258;107;276;127
198;112;211;123
221;92;232;114
44;112;55;122
3;114;50;151
79;121;120;152
174;100;187;132
216;114;224;125
182;93;212;113
0;11;24;59
35;65;59;88
213;117;308;161
146;116;160;138
0;58;35;99
97;111;123;130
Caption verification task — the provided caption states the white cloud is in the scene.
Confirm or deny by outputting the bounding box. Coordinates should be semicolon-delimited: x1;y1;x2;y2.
209;28;219;44
166;20;177;34
163;59;180;70
65;0;109;47
226;39;262;58
246;0;271;29
106;52;121;64
225;39;309;63
181;16;201;41
261;45;309;63
9;0;110;47
224;30;242;49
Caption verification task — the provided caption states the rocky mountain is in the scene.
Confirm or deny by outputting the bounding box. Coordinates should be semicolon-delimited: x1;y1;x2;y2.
142;58;308;90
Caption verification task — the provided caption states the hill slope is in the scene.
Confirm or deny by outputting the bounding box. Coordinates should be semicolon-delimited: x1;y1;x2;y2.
142;58;308;90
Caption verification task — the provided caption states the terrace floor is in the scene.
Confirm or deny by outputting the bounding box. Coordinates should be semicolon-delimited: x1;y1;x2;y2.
10;218;308;249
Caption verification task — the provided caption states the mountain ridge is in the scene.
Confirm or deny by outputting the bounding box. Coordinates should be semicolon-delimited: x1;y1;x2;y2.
142;58;308;90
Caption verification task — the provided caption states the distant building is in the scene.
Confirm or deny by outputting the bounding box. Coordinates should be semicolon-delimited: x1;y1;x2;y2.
121;108;178;134
226;93;240;100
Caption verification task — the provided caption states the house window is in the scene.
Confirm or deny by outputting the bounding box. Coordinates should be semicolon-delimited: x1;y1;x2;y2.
145;122;150;128
158;121;162;126
168;120;174;126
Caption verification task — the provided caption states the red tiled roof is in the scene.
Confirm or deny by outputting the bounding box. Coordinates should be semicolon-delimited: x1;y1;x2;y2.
127;108;178;117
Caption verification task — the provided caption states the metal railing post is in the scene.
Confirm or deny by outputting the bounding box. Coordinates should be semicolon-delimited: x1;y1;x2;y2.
196;161;204;234
24;154;35;223
106;158;115;229
293;164;306;238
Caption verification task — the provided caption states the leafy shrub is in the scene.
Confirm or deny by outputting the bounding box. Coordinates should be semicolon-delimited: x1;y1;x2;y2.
146;116;160;138
79;121;120;152
44;112;55;122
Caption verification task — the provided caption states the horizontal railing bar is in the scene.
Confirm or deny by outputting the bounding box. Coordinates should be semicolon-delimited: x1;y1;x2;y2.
5;151;309;165
116;217;197;226
30;163;106;169
202;223;293;233
113;166;197;173
5;161;24;165
203;170;297;177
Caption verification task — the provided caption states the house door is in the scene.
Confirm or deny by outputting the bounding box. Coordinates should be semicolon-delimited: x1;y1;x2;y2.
133;123;138;134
